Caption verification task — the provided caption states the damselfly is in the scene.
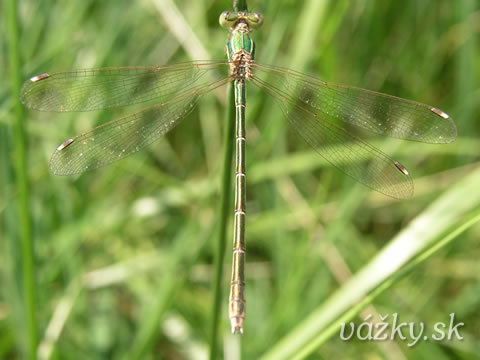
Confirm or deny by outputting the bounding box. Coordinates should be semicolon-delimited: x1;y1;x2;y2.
20;10;456;334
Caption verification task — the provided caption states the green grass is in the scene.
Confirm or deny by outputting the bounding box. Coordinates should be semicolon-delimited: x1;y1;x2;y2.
1;0;479;359
4;0;36;359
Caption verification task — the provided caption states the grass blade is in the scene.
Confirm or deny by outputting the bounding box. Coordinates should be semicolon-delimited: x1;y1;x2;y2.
261;167;480;360
5;0;37;358
209;82;235;360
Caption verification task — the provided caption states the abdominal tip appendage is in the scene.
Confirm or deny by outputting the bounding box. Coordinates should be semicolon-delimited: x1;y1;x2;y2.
231;318;244;335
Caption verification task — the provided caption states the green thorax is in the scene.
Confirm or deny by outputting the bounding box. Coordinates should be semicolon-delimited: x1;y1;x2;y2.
219;11;263;64
226;24;255;62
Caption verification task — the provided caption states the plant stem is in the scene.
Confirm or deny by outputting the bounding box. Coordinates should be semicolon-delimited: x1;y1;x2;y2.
210;1;248;358
209;83;235;360
5;0;37;358
234;0;248;12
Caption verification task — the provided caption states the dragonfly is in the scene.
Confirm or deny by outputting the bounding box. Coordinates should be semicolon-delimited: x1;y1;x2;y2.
20;10;456;334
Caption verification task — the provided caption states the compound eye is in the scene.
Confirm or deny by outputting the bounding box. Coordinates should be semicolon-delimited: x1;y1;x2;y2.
247;12;263;28
219;11;238;28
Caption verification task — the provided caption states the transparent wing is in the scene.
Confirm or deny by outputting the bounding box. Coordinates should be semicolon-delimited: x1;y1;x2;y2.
251;73;414;199
253;63;456;144
49;77;229;175
20;61;228;112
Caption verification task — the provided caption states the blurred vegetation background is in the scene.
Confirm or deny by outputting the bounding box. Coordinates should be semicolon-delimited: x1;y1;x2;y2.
1;0;479;359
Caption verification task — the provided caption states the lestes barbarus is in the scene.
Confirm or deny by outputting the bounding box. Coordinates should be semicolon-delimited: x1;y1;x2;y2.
20;10;456;334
